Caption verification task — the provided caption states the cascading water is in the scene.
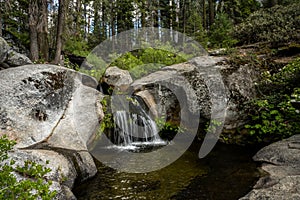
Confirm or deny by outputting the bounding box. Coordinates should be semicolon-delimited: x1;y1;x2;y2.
110;96;166;150
113;111;163;145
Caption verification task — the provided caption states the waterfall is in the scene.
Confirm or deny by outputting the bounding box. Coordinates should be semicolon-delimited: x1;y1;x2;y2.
111;98;165;148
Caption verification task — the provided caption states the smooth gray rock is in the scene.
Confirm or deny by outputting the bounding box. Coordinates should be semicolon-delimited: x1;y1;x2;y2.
0;37;10;63
6;51;33;67
0;37;32;69
101;66;133;92
0;64;104;199
240;135;300;200
130;56;259;131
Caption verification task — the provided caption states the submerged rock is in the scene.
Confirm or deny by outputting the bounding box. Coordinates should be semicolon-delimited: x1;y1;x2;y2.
240;134;300;200
0;64;104;199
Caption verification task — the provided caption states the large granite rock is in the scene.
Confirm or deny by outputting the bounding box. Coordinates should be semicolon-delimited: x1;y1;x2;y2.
101;66;133;94
0;64;104;199
240;135;300;200
130;56;259;133
0;37;32;69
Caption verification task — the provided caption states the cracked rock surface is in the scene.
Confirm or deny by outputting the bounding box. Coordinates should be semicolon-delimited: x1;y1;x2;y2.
0;64;104;199
240;134;300;200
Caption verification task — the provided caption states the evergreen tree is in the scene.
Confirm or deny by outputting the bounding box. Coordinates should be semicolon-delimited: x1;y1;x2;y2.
116;0;134;33
186;8;208;47
209;13;237;48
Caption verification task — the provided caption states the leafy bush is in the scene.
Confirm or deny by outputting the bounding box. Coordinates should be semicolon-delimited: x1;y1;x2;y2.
110;48;187;79
262;0;299;7
0;136;56;199
234;3;300;46
155;116;183;141
244;58;300;143
64;37;90;57
222;0;261;23
139;48;186;66
111;52;143;71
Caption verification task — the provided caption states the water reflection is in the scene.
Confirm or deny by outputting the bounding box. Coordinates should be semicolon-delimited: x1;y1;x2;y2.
73;141;261;200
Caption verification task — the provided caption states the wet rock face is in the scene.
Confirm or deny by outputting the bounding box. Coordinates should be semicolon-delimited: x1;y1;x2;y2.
240;135;300;200
0;37;32;70
0;64;104;199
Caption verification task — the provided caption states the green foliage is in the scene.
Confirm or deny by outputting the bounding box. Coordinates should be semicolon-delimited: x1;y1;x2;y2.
209;13;238;48
64;56;79;71
222;0;261;23
110;48;187;79
111;52;143;71
83;53;108;80
262;0;298;7
100;97;114;133
0;136;16;163
64;37;90;57
292;88;300;101
155;116;184;141
0;136;56;200
244;58;300;143
139;48;186;66
205;119;222;133
1;0;30;48
234;3;300;46
260;58;300;95
244;96;300;142
185;10;208;47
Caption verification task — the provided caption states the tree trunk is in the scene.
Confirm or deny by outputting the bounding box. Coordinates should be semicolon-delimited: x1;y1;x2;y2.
37;0;49;61
202;0;207;30
141;0;146;27
208;0;215;26
54;0;66;65
29;0;39;62
76;0;82;36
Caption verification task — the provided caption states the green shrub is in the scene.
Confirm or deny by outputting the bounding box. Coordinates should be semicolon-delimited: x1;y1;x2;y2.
0;136;56;199
139;48;186;66
64;37;90;57
155;116;184;141
244;58;300;143
110;48;187;79
234;3;300;46
111;52;143;71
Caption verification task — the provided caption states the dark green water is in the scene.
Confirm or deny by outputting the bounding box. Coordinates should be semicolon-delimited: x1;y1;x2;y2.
73;141;261;200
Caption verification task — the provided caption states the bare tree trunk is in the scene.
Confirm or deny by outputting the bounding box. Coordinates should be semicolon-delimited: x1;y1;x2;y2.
202;0;207;30
141;0;146;27
208;0;214;26
29;0;39;62
54;0;66;65
37;0;49;61
75;0;82;36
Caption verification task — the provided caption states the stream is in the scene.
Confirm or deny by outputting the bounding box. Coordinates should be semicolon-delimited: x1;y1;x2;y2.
73;140;261;200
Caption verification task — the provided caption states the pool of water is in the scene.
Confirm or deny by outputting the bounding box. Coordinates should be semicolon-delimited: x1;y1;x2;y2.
73;140;261;200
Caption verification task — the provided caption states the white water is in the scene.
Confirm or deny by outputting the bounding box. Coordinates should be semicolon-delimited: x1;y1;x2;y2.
112;110;166;149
